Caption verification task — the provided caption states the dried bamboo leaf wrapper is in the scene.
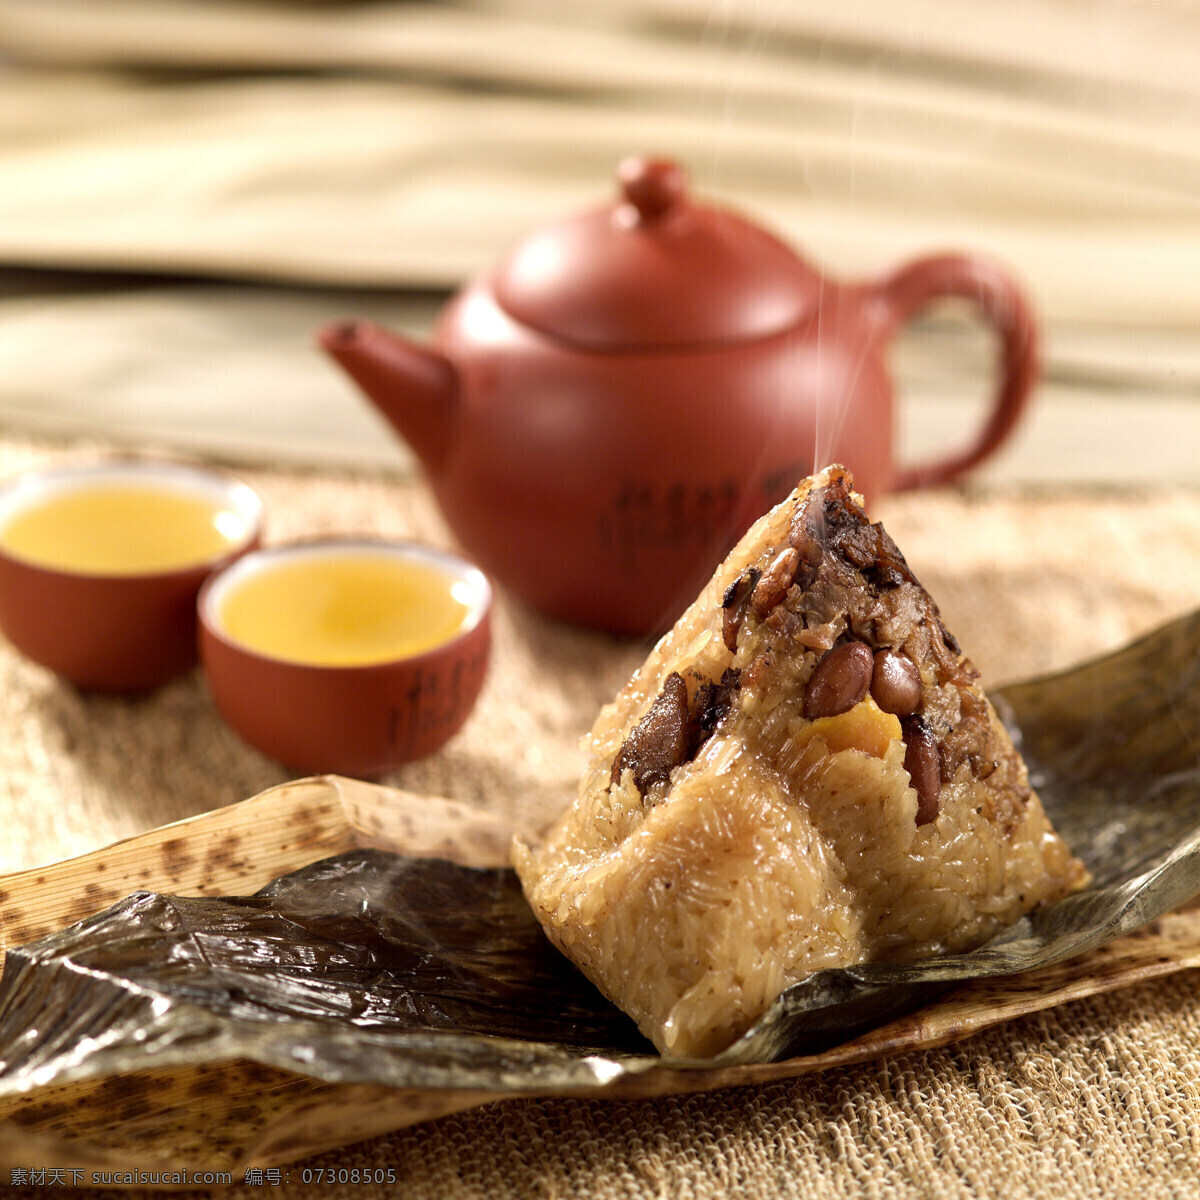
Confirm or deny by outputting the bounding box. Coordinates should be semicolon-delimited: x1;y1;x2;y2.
0;611;1197;1094
3;588;1200;1172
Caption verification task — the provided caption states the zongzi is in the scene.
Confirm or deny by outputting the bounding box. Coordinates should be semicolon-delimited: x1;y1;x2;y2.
514;466;1087;1058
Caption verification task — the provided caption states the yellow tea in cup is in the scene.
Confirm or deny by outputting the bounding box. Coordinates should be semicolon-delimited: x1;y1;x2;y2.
199;540;492;775
210;544;482;667
0;460;263;691
0;464;259;576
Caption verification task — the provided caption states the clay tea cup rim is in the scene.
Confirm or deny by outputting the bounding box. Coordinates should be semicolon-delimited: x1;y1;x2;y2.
0;457;263;581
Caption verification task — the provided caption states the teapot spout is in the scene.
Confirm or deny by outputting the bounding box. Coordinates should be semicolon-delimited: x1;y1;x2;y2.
317;320;458;473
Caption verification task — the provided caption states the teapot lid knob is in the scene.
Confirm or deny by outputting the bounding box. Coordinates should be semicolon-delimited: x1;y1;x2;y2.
617;157;687;222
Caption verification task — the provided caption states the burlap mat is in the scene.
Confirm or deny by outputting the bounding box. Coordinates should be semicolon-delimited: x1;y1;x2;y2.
3;433;1200;1197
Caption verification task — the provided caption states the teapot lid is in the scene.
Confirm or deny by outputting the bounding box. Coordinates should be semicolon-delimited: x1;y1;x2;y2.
492;158;820;350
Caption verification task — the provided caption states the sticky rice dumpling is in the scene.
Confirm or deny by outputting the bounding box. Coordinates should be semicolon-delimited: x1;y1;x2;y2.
514;466;1087;1059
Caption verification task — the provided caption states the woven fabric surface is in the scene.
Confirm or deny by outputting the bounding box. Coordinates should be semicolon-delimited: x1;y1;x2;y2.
3;433;1200;1198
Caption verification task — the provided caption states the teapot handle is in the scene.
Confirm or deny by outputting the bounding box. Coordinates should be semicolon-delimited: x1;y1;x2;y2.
873;253;1038;492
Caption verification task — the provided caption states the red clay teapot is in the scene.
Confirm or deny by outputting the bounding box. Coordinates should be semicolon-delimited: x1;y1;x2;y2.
318;157;1037;635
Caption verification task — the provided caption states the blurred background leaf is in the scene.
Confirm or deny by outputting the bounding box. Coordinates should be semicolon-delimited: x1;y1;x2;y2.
0;0;1197;479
